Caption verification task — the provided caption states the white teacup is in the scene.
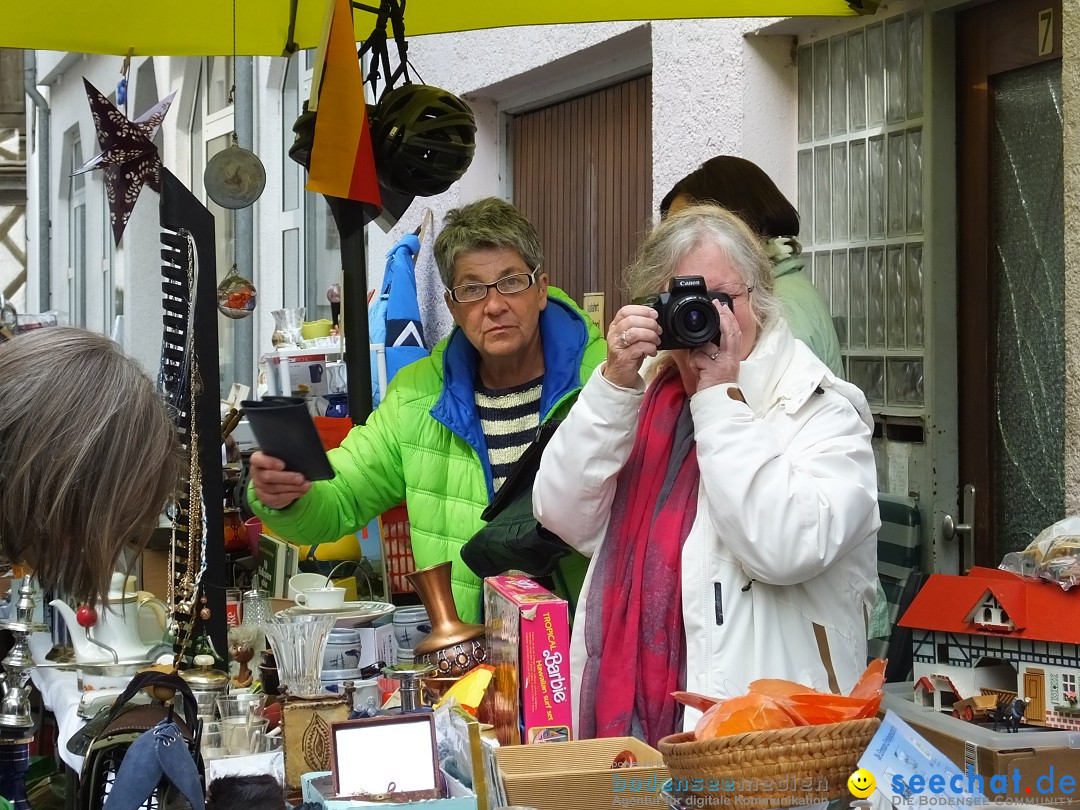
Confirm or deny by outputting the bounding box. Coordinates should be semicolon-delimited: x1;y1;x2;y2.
288;572;331;600
295;586;345;609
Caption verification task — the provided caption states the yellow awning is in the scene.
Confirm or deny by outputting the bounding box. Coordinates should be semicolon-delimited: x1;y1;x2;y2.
7;0;877;57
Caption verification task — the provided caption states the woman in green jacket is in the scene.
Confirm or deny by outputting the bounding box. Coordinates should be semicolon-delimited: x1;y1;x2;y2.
661;155;844;378
249;198;605;622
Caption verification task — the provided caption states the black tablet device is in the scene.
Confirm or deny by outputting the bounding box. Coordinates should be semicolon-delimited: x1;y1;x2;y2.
241;396;336;481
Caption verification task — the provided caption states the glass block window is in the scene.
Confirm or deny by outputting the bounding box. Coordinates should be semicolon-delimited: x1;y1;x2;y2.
798;11;925;413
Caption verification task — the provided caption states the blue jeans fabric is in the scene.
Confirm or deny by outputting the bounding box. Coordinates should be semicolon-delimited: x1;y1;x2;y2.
102;720;204;810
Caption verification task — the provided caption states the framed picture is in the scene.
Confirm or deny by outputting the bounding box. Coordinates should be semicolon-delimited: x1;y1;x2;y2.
329;713;442;801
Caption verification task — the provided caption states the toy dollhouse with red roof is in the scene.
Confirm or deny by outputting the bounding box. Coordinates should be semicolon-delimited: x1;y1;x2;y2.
898;566;1080;730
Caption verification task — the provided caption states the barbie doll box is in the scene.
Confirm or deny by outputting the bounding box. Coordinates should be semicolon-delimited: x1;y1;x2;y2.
483;576;572;747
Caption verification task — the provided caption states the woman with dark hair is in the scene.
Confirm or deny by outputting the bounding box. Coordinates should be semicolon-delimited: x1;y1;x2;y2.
661;155;843;377
0;327;180;600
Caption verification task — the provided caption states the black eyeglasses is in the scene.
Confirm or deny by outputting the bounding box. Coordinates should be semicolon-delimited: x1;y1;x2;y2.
446;266;541;304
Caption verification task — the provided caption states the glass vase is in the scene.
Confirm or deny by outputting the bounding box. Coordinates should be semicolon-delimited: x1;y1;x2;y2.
262;614;334;698
271;307;305;348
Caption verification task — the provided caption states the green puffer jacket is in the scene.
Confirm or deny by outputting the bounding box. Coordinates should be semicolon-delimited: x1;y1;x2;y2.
249;287;607;623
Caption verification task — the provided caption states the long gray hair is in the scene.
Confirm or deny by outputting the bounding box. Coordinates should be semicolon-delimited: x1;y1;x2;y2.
625;203;782;331
0;327;180;601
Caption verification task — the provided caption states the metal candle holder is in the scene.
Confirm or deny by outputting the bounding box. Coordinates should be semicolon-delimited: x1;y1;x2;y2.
0;577;47;810
0;577;47;729
380;664;435;713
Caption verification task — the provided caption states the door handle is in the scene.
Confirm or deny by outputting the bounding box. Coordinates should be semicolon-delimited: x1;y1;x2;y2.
941;483;976;572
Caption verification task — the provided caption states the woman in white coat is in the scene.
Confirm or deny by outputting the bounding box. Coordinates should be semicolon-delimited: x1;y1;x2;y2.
533;205;880;747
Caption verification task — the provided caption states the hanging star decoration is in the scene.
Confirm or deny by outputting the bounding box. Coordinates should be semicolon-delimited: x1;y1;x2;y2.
73;78;176;245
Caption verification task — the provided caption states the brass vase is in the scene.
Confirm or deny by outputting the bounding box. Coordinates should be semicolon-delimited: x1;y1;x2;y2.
406;562;487;678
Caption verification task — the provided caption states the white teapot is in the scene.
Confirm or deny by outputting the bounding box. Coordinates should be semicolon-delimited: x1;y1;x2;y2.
50;572;168;664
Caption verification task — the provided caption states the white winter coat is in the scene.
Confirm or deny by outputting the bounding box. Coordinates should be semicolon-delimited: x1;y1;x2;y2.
533;320;880;736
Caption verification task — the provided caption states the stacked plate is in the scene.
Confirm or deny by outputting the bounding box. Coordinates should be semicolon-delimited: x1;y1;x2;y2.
275;600;395;628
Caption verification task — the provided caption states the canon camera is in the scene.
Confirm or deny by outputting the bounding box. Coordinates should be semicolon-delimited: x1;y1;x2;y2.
632;275;733;350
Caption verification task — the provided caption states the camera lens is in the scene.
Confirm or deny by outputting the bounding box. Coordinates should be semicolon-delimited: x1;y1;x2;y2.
684;309;707;332
670;298;719;347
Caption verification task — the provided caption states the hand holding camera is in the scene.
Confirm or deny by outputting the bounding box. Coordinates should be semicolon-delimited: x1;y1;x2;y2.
631;275;732;351
686;301;742;393
603;304;661;388
604;275;742;392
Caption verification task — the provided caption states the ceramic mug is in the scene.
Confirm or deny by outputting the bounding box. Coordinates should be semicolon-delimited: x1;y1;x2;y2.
392;607;430;651
320;666;363;697
352;677;380;712
295;586;345;609
323;628;362;670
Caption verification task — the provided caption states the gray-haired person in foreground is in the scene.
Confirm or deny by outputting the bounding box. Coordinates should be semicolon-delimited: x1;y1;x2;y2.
0;326;180;600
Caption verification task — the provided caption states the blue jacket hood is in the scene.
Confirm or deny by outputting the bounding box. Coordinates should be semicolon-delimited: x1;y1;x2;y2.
431;288;596;499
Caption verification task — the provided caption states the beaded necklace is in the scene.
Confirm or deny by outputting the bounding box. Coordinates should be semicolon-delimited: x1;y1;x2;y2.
165;230;209;663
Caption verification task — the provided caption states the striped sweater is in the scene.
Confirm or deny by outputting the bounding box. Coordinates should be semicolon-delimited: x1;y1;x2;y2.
475;375;544;492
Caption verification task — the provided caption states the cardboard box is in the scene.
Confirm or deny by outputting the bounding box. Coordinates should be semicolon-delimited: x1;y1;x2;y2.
140;546;170;603
262;351;330;413
356;618;394;670
882;683;1080;806
138;525;172;601
483;576;573;746
495;736;669;810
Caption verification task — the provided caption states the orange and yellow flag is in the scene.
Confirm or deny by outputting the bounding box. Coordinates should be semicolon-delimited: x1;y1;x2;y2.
306;0;382;207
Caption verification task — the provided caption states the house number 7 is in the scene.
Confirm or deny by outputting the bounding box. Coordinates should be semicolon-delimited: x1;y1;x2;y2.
1038;9;1053;56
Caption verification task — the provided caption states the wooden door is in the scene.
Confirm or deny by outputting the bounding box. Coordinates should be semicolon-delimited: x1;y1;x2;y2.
511;76;652;322
955;0;1063;569
1023;668;1045;724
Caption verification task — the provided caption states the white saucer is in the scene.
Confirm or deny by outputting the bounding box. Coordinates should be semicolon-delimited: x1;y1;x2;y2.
275;600;395;622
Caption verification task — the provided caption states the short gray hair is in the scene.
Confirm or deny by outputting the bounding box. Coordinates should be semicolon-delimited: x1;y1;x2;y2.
625;204;782;331
433;198;544;287
0;327;180;601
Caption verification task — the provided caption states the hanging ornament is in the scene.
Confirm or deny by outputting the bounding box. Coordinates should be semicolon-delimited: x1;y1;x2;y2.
117;49;132;111
327;282;341;329
216;264;257;319
74;78;175;245
204;132;267;209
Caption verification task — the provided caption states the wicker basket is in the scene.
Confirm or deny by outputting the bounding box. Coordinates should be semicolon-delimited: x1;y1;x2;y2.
658;717;880;808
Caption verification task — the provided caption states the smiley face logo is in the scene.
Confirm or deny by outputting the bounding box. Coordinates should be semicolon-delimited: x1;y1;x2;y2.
848;768;876;798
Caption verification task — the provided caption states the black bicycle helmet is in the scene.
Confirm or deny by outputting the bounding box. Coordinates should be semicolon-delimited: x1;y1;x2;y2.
370;83;476;198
